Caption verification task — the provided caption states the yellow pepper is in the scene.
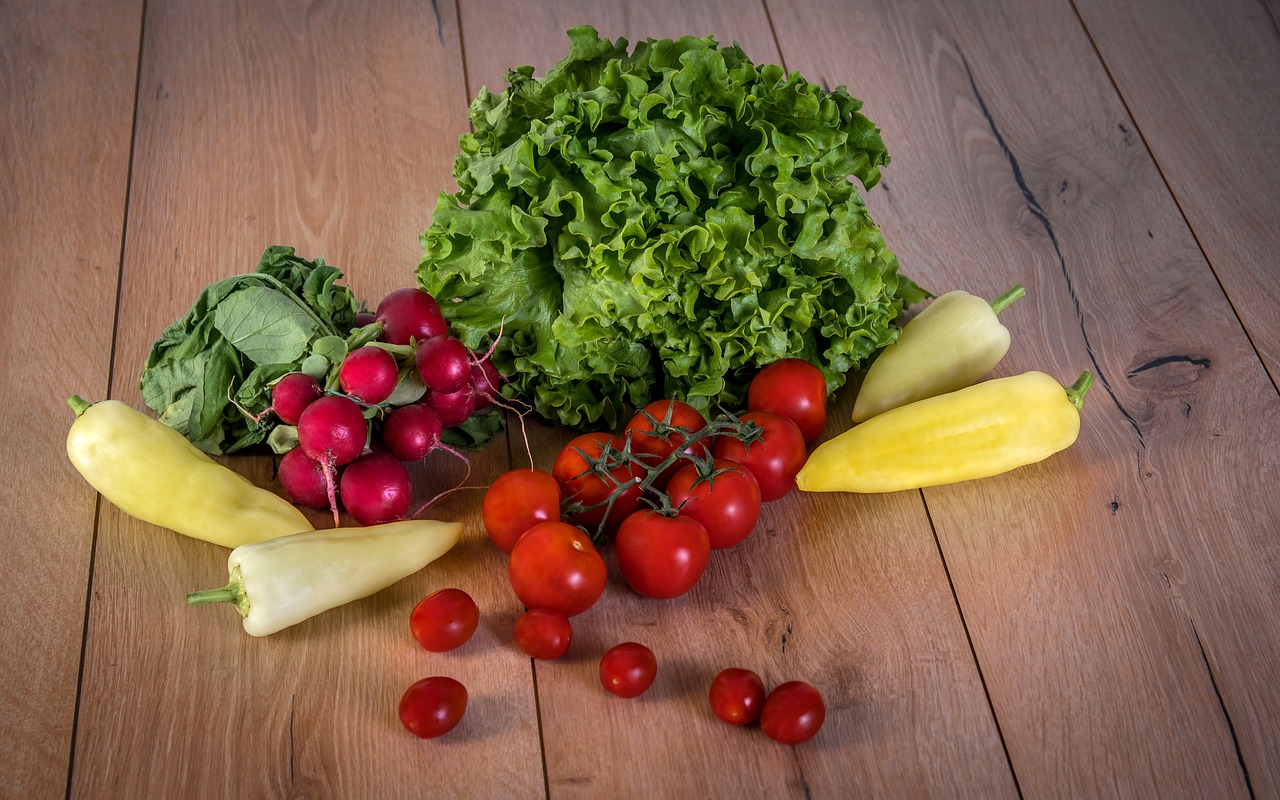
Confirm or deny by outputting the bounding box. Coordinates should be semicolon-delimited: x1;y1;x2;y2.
186;519;462;636
852;285;1025;423
66;396;313;548
798;371;1091;493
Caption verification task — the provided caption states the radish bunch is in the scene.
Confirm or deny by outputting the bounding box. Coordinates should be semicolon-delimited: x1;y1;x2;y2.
270;287;503;526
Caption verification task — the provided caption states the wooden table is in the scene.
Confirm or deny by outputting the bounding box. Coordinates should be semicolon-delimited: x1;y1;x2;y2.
4;0;1277;797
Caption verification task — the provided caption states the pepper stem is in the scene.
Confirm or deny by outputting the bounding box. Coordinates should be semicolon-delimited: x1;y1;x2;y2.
988;284;1027;314
67;395;93;417
186;569;250;618
1065;371;1094;412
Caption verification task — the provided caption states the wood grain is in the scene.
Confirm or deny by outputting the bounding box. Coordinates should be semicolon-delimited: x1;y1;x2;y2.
769;0;1278;795
0;0;141;795
456;2;1017;796
1073;0;1280;387
69;1;543;797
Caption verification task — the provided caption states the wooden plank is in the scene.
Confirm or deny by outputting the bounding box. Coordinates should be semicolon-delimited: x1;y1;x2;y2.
68;2;544;797
1074;0;1280;386
769;0;1279;795
0;0;141;795
456;2;1018;796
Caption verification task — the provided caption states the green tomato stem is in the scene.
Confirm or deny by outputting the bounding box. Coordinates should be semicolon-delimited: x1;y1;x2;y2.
988;284;1027;315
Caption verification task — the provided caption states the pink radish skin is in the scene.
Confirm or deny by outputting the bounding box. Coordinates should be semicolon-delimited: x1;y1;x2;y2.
297;394;368;525
376;288;447;346
382;404;443;462
271;372;324;425
427;386;476;428
339;346;399;404
470;359;502;411
354;310;377;327
278;447;330;508
298;395;368;466
339;451;412;525
416;336;472;394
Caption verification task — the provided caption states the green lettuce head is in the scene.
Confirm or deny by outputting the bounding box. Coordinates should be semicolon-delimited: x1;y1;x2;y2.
418;26;926;429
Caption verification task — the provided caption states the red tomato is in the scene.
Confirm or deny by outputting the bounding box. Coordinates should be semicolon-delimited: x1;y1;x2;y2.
599;642;657;698
711;411;808;501
624;399;710;488
709;668;766;726
399;676;468;739
513;608;573;660
552;432;644;531
614;511;711;599
760;681;826;744
747;359;828;443
666;458;761;549
482;469;562;553
409;588;479;653
508;522;607;616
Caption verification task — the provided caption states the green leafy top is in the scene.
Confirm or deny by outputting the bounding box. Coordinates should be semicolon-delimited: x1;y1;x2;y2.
139;246;361;454
417;26;927;429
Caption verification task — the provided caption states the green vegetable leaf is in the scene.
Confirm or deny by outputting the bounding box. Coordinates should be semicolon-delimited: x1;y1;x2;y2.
418;27;927;429
140;246;361;454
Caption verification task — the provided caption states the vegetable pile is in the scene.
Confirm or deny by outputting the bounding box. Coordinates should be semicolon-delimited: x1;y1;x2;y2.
417;26;926;429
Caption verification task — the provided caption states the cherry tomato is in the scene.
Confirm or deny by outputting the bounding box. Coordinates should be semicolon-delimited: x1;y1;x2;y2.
409;588;479;653
666;458;761;549
624;399;710;488
711;411;807;501
399;676;468;739
709;668;766;726
760;681;826;744
552;432;644;531
747;359;828;443
599;642;657;698
508;521;607;616
513;608;573;659
482;468;562;553
614;511;711;599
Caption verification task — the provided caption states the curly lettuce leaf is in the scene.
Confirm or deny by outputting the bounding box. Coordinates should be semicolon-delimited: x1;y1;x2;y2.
419;26;927;429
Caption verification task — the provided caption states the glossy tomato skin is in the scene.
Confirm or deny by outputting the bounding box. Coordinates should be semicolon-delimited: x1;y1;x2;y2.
508;522;607;616
614;511;711;600
552;432;644;531
666;458;762;549
624;399;710;488
399;676;468;739
482;469;562;553
760;681;826;744
409;589;479;653
709;668;767;726
712;411;808;501
747;359;828;443
599;642;658;698
513;608;573;659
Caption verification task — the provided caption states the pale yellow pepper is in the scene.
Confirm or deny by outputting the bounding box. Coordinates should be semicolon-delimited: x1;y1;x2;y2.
852;285;1025;423
186;519;462;636
66;396;313;548
798;371;1091;493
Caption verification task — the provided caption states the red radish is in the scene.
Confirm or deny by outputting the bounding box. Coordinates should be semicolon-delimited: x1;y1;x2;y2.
297;395;369;525
339;451;412;525
339;346;399;404
269;372;324;425
470;358;502;411
427;386;476;428
277;447;330;508
382;403;443;461
416;336;471;394
354;310;377;327
377;288;447;345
